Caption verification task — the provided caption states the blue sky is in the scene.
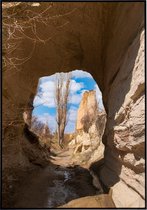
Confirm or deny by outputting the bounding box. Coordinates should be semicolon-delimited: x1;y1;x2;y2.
32;70;104;133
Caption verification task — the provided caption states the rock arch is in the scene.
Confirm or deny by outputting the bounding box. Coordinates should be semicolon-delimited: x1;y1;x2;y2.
3;2;145;207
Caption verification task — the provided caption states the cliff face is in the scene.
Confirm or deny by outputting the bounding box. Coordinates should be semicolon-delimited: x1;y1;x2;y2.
100;30;145;207
69;90;106;167
76;90;98;132
3;2;145;208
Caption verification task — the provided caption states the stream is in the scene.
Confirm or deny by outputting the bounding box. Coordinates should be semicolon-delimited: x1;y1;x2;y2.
12;164;98;208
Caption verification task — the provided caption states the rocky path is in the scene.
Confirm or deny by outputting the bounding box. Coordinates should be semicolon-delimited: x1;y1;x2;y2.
50;146;75;167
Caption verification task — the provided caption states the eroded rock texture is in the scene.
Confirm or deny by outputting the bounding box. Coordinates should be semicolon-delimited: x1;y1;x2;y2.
100;30;145;208
69;90;106;166
76;90;98;131
2;2;145;208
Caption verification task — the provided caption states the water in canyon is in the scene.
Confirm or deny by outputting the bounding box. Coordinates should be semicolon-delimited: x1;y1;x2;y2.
10;164;98;208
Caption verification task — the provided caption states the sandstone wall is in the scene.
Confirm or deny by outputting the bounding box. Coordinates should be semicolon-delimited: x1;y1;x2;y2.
76;90;98;131
100;29;145;208
97;3;145;207
70;90;106;167
2;2;145;208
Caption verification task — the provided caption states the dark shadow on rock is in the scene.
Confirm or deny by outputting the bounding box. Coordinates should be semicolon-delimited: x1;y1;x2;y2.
2;163;99;208
22;124;50;168
94;28;143;190
23;124;39;144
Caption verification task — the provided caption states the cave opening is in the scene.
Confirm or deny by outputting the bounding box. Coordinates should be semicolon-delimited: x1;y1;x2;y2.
30;70;106;167
17;70;107;208
2;2;144;208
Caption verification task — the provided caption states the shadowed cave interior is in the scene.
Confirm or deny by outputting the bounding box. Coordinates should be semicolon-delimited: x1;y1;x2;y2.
2;2;145;208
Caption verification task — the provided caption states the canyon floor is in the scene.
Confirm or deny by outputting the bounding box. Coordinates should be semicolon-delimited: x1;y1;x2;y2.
12;164;98;208
3;142;115;208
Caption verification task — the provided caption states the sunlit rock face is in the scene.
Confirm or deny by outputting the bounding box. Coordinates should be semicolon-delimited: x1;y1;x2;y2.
59;193;115;208
3;2;145;208
69;90;106;166
76;90;98;132
100;30;145;208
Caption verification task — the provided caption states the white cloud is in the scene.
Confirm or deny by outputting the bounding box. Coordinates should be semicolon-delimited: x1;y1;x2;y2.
33;70;105;133
33;80;56;108
65;107;77;133
33;95;56;108
70;79;84;94
33;113;57;132
34;75;85;108
71;70;93;79
65;106;78;133
40;80;55;93
69;94;82;105
67;106;78;123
